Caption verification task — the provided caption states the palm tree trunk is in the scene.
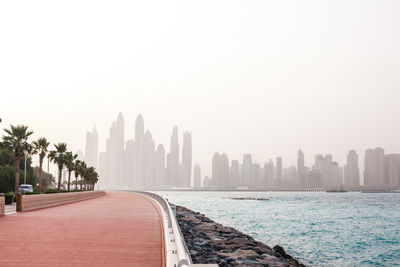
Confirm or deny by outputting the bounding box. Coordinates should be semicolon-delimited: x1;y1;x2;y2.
57;167;62;192
67;171;72;191
75;175;78;191
15;158;20;193
39;157;43;193
80;177;83;191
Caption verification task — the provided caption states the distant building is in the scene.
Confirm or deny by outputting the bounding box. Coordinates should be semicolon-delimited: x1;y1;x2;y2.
364;147;385;187
263;159;274;189
384;154;400;188
193;164;201;188
181;132;192;187
276;157;282;188
297;150;306;189
242;154;253;188
230;160;240;189
344;150;360;188
167;126;180;186
84;126;99;169
211;152;221;187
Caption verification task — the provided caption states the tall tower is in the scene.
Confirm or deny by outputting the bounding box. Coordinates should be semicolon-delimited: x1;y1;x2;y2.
193;164;201;188
134;115;144;186
364;147;385;187
181;132;192;187
84;126;99;169
167;126;179;186
297;150;305;189
276;157;282;188
344;150;360;188
116;113;125;187
242;154;253;188
221;153;229;189
212;152;221;187
264;159;274;189
230;160;240;189
155;144;166;186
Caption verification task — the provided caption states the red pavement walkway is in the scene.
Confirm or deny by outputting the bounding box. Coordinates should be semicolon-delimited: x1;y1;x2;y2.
0;191;165;267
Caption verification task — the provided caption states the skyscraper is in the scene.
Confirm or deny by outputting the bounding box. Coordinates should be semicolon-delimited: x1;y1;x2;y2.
264;159;274;189
124;139;135;188
116;113;125;187
221;153;229;189
212;152;221;187
384;154;400;188
344;150;360;188
181;132;192;187
134;115;144;186
297;150;305;188
230;160;240;189
364;147;385;187
155;144;166;186
193;164;201;188
242;154;253;188
143;130;155;187
167;126;179;186
276;157;282;187
84;126;99;169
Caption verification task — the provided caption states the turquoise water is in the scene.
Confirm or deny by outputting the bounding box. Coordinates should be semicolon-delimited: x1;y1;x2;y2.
158;191;400;266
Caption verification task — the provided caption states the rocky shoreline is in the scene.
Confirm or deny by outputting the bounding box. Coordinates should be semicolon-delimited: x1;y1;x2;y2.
175;205;305;267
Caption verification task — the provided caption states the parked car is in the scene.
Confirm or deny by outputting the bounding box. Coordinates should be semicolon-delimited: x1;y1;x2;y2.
19;184;33;193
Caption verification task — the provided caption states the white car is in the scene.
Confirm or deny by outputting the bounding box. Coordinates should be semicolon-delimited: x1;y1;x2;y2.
19;184;33;193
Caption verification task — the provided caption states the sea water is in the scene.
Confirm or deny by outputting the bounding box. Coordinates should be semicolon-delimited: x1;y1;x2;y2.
158;191;400;266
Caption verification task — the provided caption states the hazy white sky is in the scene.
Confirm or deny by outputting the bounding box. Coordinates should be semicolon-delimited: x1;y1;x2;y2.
1;0;400;177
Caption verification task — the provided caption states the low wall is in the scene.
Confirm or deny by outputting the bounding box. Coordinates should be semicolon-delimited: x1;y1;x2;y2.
18;191;105;212
0;196;4;216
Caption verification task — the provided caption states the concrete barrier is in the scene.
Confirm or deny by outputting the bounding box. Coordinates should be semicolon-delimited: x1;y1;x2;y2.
0;194;4;216
17;191;105;212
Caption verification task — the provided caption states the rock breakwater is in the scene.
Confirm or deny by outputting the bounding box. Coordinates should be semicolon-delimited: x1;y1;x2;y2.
176;205;304;267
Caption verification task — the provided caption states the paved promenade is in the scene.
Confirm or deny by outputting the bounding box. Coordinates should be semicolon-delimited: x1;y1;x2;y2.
0;192;164;266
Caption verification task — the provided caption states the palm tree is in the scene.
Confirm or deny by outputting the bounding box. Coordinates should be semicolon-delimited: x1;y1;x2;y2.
48;143;68;192
87;167;99;190
1;125;33;193
79;161;88;190
32;137;50;193
73;159;82;191
65;152;77;191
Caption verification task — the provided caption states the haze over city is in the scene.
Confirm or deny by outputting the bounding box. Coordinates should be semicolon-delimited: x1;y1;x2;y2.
2;0;400;181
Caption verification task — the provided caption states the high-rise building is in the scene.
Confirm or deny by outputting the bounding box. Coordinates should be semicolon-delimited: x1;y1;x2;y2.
181;132;192;187
155;144;166;186
134;115;144;186
212;152;221;187
364;147;385;187
221;153;229;189
384;154;400;188
230;160;240;189
276;157;282;188
193;164;201;188
264;159;274;189
84;126;99;169
344;150;360;188
242;154;253;188
297;150;306;189
124;139;135;188
167;126;180;186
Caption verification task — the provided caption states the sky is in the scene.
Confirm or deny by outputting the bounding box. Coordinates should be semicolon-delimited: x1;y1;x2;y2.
1;0;400;179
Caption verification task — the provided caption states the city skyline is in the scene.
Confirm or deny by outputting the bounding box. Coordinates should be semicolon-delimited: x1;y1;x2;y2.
81;112;400;190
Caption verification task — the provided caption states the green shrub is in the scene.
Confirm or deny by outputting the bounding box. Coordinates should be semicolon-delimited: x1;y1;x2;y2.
45;189;59;194
4;193;14;205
